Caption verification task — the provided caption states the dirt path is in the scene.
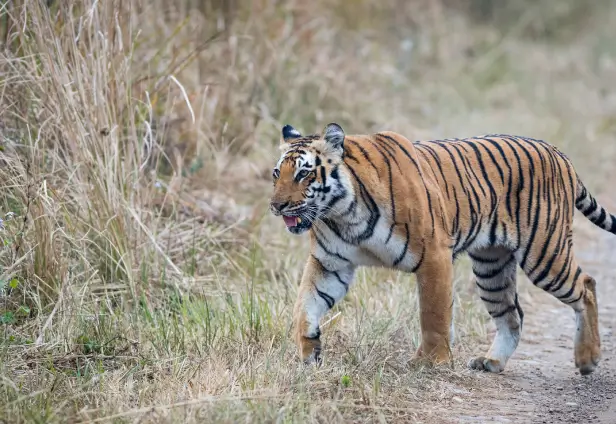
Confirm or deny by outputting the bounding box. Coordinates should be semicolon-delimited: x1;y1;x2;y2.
435;217;616;424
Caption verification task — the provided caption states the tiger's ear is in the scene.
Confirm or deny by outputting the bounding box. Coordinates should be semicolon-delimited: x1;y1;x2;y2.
281;124;301;142
322;123;345;150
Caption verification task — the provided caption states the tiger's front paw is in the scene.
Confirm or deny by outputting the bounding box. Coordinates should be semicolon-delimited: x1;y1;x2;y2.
468;356;505;373
297;334;322;366
410;344;452;369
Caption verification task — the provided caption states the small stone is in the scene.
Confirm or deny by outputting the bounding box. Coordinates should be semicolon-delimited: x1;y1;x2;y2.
556;386;564;390
452;396;463;403
566;402;578;407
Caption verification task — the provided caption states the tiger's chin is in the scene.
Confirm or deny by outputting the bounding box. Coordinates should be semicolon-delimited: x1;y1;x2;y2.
282;215;313;235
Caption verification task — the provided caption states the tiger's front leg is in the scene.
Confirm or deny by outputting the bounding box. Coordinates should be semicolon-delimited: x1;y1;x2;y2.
293;256;355;364
411;248;454;366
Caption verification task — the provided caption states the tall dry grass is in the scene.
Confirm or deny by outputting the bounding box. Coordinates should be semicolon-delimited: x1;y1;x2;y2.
1;0;616;422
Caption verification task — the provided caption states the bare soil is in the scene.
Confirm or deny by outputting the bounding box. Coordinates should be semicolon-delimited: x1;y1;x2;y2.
429;212;616;424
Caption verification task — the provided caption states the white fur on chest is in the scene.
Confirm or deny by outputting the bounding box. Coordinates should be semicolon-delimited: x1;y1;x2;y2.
359;214;419;272
313;211;418;272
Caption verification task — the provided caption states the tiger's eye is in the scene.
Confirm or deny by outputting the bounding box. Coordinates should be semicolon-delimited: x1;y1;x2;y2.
296;169;310;181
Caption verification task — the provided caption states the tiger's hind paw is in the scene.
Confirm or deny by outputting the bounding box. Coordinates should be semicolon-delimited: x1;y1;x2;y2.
468;356;505;373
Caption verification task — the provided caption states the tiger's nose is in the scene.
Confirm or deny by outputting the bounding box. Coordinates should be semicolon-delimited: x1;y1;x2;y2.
270;201;289;213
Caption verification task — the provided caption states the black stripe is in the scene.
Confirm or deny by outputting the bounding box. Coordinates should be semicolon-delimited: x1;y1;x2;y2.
452;189;461;239
464;140;498;210
316;289;335;309
468;252;501;263
434;142;477;252
490;304;517;319
581;197;598;216
488;215;499;245
501;222;509;246
425;189;436;237
366;137;396;222
324;190;346;213
385;223;395;244
479;295;502;304
374;134;404;170
514;293;524;326
473;265;506;280
558;283;577;302
330;166;339;180
449;143;482;215
519;140;546;269
346;139;380;174
393;224;410;266
506;137;536;227
453;142;487;198
563;289;584;304
476;280;509;292
595;208;607;226
531;225;569;287
547;250;574;293
610;216;616;234
411;244;425;273
557;267;582;301
457;221;483;255
573;266;582;282
313;228;350;263
416;143;452;200
393;138;436;236
311;254;332;273
333;271;349;292
414;147;445;199
527;183;559;277
506;138;539;258
320;166;327;187
499;137;525;250
485;138;514;219
329;159;381;244
346;164;381;242
377;133;421;170
474;139;505;184
341;198;357;217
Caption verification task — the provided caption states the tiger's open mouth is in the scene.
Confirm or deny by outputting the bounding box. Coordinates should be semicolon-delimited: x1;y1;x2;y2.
282;215;312;234
283;216;301;227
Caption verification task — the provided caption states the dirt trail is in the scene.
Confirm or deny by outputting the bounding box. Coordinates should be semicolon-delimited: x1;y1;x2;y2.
435;217;616;424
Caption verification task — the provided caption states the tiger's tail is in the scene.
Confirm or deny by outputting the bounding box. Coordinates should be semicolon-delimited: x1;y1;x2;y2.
575;178;616;234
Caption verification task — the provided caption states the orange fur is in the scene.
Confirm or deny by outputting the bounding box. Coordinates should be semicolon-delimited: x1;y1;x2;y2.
270;123;614;375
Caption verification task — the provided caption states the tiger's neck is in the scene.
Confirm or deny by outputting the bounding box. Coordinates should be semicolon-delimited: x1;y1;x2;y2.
311;162;382;246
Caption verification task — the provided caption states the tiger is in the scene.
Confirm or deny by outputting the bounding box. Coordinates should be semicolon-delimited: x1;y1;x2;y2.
269;122;615;376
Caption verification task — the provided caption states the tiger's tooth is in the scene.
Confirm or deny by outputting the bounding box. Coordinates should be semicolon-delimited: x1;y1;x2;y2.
297;217;302;224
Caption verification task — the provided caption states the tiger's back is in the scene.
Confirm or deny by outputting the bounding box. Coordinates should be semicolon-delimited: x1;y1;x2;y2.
414;135;581;255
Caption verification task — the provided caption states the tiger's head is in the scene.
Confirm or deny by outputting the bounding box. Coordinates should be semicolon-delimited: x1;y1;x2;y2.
269;123;350;235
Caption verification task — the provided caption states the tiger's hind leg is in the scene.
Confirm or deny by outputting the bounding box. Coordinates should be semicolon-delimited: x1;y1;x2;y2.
573;274;600;375
468;247;523;373
518;245;600;376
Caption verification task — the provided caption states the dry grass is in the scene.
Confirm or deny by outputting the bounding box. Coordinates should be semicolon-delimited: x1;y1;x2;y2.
1;0;616;422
